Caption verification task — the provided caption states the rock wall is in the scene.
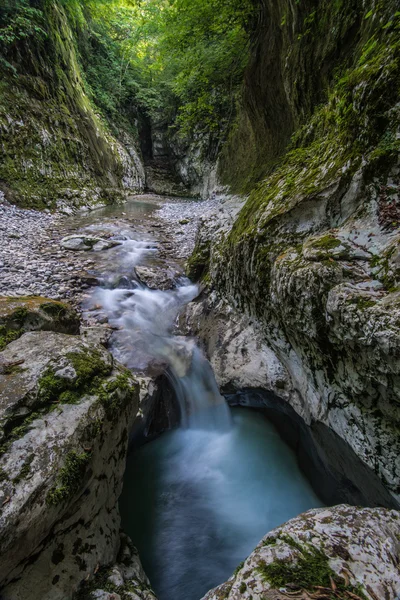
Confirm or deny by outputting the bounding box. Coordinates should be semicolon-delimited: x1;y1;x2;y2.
0;1;145;211
187;0;400;507
142;121;222;199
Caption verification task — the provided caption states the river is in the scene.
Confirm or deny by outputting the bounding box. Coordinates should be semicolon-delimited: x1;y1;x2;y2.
75;195;323;600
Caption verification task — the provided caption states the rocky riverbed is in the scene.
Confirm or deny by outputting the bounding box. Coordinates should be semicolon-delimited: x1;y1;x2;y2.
0;192;221;306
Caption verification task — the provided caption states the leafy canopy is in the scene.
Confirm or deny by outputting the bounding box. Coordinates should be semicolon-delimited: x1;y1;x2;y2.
0;0;254;140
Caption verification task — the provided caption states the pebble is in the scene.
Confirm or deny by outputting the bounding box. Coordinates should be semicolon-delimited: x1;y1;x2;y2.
0;196;89;303
0;191;221;309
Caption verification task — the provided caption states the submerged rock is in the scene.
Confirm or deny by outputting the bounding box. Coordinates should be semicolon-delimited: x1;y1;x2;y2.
0;331;142;600
202;505;400;600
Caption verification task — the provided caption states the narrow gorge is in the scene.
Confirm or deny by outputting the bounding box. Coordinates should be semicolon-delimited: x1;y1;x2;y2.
0;1;399;600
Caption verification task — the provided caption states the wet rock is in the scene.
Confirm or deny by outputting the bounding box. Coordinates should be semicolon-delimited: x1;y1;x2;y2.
202;505;400;600
60;235;121;252
80;326;113;347
179;292;289;395
77;271;102;287
135;266;179;291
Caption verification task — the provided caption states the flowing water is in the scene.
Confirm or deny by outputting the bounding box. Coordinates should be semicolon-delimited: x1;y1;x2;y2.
80;197;323;600
120;409;322;600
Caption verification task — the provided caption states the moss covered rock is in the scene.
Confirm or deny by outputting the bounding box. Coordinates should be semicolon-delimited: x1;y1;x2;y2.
0;331;141;600
0;1;144;210
190;0;400;507
202;505;400;600
0;296;80;351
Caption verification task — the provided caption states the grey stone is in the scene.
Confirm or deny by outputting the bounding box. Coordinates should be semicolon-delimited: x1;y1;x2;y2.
202;505;400;600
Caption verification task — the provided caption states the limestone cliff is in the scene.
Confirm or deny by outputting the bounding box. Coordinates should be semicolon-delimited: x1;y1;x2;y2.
0;1;145;210
189;0;400;506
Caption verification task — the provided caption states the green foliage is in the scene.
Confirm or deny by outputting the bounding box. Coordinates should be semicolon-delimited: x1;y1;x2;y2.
0;0;46;49
158;0;254;138
68;0;253;140
0;0;254;167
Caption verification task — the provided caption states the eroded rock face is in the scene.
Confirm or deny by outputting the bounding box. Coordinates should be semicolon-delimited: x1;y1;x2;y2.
0;331;141;600
179;289;398;509
202;505;400;600
190;161;400;509
75;533;157;600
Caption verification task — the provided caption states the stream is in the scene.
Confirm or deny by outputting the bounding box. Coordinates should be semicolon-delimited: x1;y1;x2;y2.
77;195;323;600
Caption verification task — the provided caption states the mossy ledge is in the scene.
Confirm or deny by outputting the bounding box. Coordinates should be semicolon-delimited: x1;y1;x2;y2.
0;296;80;351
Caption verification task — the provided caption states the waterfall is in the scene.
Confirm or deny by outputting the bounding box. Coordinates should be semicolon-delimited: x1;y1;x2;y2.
87;231;231;431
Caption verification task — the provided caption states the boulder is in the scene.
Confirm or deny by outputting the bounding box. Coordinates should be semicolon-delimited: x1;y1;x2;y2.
135;265;180;290
202;505;400;600
0;331;141;600
60;236;121;252
0;296;80;351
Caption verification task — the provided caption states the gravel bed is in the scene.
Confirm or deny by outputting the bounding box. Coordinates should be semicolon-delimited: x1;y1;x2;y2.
0;192;222;304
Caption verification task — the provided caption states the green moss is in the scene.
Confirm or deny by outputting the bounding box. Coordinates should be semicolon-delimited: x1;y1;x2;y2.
354;297;377;310
12;307;28;322
46;450;90;506
0;348;117;458
40;302;67;319
239;582;247;593
0;0;142;210
74;561;156;600
257;535;366;598
66;350;112;389
37;349;112;407
262;537;277;547
186;240;211;282
0;326;23;351
0;412;41;457
0;468;9;483
97;371;138;422
311;236;341;250
234;561;245;576
38;369;71;405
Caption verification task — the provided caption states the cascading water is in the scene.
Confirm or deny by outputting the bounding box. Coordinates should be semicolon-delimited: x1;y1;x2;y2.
82;212;323;600
92;273;231;431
